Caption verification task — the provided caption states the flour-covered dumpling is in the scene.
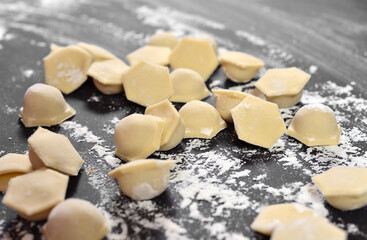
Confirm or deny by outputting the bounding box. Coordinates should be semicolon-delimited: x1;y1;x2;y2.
212;89;248;123
286;104;341;146
179;100;227;139
127;45;171;66
148;32;179;50
19;83;76;127
42;198;110;240
109;159;175;201
77;42;117;61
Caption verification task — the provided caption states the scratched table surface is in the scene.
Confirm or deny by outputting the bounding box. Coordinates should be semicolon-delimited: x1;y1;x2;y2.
1;0;367;239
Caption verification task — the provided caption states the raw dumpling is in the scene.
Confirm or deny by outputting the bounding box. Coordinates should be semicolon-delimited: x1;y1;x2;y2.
127;45;171;66
77;42;117;61
212;89;248;123
148;32;179;50
191;34;218;56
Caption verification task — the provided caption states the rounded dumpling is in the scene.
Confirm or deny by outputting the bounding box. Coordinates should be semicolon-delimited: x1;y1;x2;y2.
148;32;179;50
179;100;227;139
286;104;341;146
19;83;76;127
42;198;109;240
169;68;211;103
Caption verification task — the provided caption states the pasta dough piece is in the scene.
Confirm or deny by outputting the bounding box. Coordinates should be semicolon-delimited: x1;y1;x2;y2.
251;203;317;236
271;217;347;240
127;45;171;66
169;68;211;103
122;61;174;107
286;104;341;146
87;59;129;95
19;83;76;127
77;42;117;61
0;154;33;192
28;127;84;176
145;99;185;151
247;87;266;100
109;159;175;200
191;34;218;56
50;43;61;52
312;167;367;210
179;100;227;139
43;45;93;94
220;51;264;83
231;95;286;148
2;168;68;221
169;37;219;81
212;89;248;123
42;198;109;240
255;67;311;108
114;114;165;161
148;32;179;50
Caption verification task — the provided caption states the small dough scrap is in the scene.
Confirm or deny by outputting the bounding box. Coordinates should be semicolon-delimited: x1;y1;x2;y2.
212;89;248;123
179;100;227;139
169;37;219;81
255;67;311;108
42;198;110;240
28;127;84;176
231;95;286;148
312;167;367;211
122;61;174;107
0;154;33;192
43;45;93;94
148;32;179;50
2;168;68;221
251;203;317;236
220;51;264;83
87;59;129;95
169;68;211;103
286;104;341;146
77;42;117;61
145;99;185;151
271;217;347;240
19;83;76;127
127;45;171;66
114;114;165;161
109;159;175;200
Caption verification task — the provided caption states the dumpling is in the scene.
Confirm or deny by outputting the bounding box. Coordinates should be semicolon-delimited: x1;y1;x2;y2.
212;89;248;123
127;45;171;66
77;42;117;61
148;32;179;50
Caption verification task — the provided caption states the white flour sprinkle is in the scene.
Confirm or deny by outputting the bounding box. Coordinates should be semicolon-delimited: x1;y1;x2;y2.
309;65;318;74
22;69;34;78
4;105;18;115
235;30;266;46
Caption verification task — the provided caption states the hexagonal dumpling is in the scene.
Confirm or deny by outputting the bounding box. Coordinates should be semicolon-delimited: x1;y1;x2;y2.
2;168;69;221
77;42;117;61
271;217;347;240
42;198;110;240
169;68;211;103
212;89;248;123
43;45;93;94
220;51;264;83
191;34;218;56
122;61;174;107
312;167;367;211
148;32;179;50
19;83;76;127
251;203;317;236
231;95;286;148
87;59;129;95
127;45;171;66
114;114;165;161
255;67;311;108
169;37;219;81
145;99;185;151
179;100;227;139
286;104;341;146
0;154;33;192
28;127;84;176
109;159;175;201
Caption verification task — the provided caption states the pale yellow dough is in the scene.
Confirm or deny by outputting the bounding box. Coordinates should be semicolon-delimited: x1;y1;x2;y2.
191;34;218;56
0;154;33;192
122;61;174;107
28;127;84;176
114;114;165;161
145;99;185;151
220;51;264;83
179;100;227;139
2;168;68;221
212;89;248;123
77;42;117;61
169;68;211;103
247;87;266;100
42;198;110;240
127;45;171;66
312;167;367;211
148;32;179;50
169;37;219;81
87;59;129;95
109;159;175;201
286;104;341;146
